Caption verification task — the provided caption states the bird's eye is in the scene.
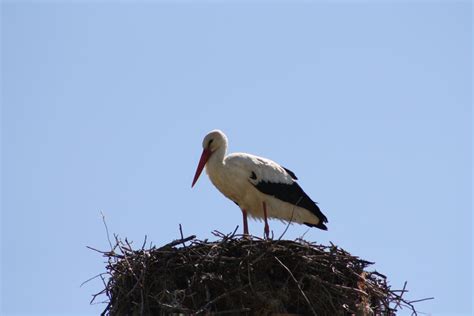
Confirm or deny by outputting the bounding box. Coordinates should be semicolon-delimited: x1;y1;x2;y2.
250;171;257;180
208;139;214;147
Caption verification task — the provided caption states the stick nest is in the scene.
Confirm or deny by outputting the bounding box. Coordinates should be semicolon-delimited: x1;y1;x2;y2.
92;230;420;315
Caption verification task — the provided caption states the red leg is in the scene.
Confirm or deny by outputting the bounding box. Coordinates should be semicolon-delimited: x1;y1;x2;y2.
241;209;249;235
262;202;270;239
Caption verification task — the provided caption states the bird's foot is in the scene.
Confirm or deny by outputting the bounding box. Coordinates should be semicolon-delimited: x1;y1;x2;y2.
242;233;251;240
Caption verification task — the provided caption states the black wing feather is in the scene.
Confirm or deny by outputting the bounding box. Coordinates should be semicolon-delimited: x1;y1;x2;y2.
252;181;328;227
282;167;298;180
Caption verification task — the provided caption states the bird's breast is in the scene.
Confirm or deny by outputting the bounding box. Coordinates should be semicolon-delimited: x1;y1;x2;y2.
206;164;249;204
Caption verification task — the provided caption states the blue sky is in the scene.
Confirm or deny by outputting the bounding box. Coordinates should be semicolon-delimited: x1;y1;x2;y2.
1;1;471;315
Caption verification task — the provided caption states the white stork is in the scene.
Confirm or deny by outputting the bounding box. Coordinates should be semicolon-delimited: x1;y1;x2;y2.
191;130;328;238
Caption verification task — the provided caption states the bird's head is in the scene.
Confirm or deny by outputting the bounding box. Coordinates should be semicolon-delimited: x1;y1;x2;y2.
192;130;227;187
201;129;227;152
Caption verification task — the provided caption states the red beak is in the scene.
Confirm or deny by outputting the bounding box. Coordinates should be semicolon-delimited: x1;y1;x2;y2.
191;148;212;187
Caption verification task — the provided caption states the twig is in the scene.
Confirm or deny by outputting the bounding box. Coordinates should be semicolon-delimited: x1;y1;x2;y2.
100;211;113;250
80;273;108;287
213;307;252;314
395;281;408;309
179;224;187;248
230;225;239;238
278;196;301;241
141;235;148;250
274;256;317;316
408;297;435;304
195;285;249;314
159;235;196;250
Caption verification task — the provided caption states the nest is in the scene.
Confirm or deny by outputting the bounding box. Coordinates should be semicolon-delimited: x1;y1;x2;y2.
91;230;422;316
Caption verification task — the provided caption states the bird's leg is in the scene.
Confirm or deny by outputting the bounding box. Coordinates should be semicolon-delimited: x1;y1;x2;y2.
262;201;270;239
241;209;249;236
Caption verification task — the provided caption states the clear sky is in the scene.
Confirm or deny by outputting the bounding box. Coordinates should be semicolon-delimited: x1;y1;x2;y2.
1;1;472;315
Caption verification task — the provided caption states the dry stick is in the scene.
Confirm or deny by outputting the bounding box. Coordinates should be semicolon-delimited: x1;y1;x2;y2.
385;280;423;315
278;210;294;241
229;225;239;238
212;230;226;238
195;285;249;315
124;238;134;252
213;307;252;315
299;227;311;240
140;287;145;316
114;237;143;295
178;224;188;248
100;302;111;316
80;272;108;287
85;246;119;257
331;284;368;296
408;297;435;304
278;196;303;241
89;288;107;304
159;235;196;250
395;281;408;309
211;228;240;243
100;211;113;250
141;235;148;250
274;256;317;316
318;277;337;312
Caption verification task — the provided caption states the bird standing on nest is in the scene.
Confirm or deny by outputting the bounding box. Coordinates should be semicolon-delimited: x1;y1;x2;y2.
192;130;328;238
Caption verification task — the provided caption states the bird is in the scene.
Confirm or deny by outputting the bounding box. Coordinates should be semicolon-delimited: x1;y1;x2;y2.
191;129;328;238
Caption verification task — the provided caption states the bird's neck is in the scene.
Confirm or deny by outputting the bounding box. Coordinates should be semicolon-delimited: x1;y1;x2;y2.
207;145;227;173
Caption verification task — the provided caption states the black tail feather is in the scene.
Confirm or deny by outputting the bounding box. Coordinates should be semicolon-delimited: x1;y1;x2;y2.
304;221;328;231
